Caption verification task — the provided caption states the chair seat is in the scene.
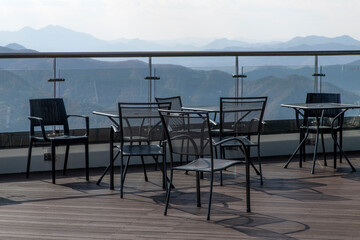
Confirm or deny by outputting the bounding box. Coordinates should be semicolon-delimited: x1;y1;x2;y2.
32;135;88;143
117;144;163;156
173;158;240;172
210;128;233;137
300;125;341;133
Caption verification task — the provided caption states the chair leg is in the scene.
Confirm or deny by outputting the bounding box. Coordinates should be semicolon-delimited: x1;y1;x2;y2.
180;154;183;166
219;146;226;185
311;131;320;174
97;151;120;186
196;171;201;207
162;155;167;191
152;155;165;189
51;143;56;184
207;172;214;221
333;132;337;169
248;159;260;175
245;146;251;213
120;153;124;198
85;142;89;181
284;130;310;169
303;142;306;162
123;156;131;181
109;135;114;190
63;145;70;175
140;156;148;182
220;171;223;186
164;170;174;216
26;140;33;178
257;145;263;185
339;130;343;163
299;131;303;168
321;132;327;166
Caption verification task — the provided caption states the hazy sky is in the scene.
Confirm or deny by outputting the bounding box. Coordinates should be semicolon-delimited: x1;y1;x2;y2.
0;0;359;42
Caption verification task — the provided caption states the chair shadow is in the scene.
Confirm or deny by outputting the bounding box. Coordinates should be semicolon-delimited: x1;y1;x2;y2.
214;213;309;240
251;177;349;202
150;188;309;240
151;190;242;207
0;197;18;206
337;167;360;181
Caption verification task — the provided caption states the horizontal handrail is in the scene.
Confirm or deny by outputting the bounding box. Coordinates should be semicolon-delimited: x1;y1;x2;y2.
1;50;360;59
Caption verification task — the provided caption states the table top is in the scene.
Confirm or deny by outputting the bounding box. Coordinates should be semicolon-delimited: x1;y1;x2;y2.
93;111;118;118
93;109;161;118
181;106;219;112
281;103;360;110
182;105;263;112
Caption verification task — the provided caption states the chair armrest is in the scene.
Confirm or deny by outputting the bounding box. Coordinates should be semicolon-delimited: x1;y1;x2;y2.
213;136;251;148
67;114;89;136
67;114;88;119
111;124;120;133
28;116;49;140
209;119;219;129
252;117;266;129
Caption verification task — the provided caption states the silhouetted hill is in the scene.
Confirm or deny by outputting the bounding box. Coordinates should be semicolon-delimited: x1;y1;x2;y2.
284;35;360;48
5;43;27;50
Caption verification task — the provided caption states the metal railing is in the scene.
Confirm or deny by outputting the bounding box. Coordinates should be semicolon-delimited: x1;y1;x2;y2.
1;50;360;148
2;50;360;97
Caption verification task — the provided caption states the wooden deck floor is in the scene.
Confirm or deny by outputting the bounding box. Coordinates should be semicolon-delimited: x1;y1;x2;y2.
1;154;360;239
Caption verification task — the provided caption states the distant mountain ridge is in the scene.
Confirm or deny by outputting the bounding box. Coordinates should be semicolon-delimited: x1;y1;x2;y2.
0;25;359;52
0;25;360;67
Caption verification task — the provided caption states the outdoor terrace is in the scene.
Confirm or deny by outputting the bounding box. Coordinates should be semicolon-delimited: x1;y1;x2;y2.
0;154;359;239
0;50;360;239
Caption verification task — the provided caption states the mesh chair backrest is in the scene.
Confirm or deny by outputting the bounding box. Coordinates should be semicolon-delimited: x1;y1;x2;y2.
155;96;182;110
29;98;69;133
159;110;212;157
118;102;170;142
305;93;341;118
220;97;267;137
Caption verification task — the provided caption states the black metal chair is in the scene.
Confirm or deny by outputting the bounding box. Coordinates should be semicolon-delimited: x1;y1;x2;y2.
213;97;267;185
110;102;170;198
26;98;89;184
155;96;193;167
155;96;182;110
298;93;343;172
159;109;251;220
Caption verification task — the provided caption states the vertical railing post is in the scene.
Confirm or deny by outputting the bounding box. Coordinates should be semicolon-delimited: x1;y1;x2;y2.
49;58;65;98
313;56;325;93
48;58;64;135
145;56;160;103
148;57;152;103
314;55;319;93
240;66;244;98
319;66;323;93
235;56;239;98
53;58;57;98
233;56;247;98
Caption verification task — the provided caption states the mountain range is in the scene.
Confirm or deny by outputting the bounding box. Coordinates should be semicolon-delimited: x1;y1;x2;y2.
1;25;360;67
0;25;359;52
